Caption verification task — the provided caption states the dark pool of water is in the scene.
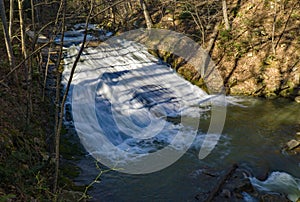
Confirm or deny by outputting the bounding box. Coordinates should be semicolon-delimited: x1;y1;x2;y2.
70;97;300;201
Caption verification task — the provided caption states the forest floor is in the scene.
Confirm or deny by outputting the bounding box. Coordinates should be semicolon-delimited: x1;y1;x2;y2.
0;25;85;201
0;28;56;199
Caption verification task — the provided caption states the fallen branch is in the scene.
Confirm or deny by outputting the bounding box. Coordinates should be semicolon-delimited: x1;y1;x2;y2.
205;163;238;202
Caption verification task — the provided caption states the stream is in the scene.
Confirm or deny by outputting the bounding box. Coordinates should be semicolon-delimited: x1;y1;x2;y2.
70;97;300;201
60;27;300;201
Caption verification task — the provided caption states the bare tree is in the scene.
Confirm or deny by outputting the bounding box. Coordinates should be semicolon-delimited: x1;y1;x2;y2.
53;0;67;193
9;0;13;39
0;0;17;82
222;0;230;30
271;0;277;55
18;0;33;128
18;0;28;63
140;0;153;28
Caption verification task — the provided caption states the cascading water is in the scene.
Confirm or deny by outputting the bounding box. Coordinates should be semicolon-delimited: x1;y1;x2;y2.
60;28;300;201
62;39;223;174
250;172;300;202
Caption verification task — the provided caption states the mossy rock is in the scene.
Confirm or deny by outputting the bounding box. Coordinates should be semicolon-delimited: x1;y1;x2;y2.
264;92;278;99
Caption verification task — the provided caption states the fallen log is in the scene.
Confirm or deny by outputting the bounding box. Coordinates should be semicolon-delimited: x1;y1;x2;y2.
205;163;238;202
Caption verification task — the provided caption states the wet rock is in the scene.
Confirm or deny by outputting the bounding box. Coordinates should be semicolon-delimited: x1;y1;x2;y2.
220;189;232;198
259;193;290;202
211;167;256;201
283;138;300;155
195;166;296;202
286;139;300;150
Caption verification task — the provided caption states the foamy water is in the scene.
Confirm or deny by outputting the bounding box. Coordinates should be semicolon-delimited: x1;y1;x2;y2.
62;39;228;171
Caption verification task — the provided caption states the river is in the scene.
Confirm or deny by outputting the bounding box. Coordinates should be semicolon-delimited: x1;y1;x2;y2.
61;31;300;201
69;97;299;201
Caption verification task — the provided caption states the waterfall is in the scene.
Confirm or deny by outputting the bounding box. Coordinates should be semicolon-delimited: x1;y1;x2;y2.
61;38;227;174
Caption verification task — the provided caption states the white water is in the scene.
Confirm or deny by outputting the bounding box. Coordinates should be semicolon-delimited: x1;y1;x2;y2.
250;171;300;201
62;39;229;174
54;23;113;47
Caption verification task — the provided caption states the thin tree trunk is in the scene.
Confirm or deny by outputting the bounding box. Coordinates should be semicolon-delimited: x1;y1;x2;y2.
222;0;230;30
53;0;66;194
272;1;277;56
140;0;152;28
30;0;36;45
109;0;116;24
8;0;18;83
18;0;28;67
29;0;36;120
9;0;13;39
0;0;17;82
18;0;32;127
53;0;94;194
127;1;132;13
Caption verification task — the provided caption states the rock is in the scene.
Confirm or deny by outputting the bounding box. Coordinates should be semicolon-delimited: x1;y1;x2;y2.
220;189;232;198
296;132;300;141
286;139;300;150
295;96;300;103
259;193;290;202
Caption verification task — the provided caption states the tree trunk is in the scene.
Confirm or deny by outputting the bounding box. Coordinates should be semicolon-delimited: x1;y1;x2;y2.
9;0;13;39
271;1;277;56
53;0;66;193
18;0;28;61
0;0;17;82
140;0;152;29
222;0;230;30
18;0;32;127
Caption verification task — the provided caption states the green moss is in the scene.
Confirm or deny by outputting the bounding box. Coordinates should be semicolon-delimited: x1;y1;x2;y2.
265;93;278;99
291;12;300;20
178;67;193;80
0;194;16;202
219;29;232;43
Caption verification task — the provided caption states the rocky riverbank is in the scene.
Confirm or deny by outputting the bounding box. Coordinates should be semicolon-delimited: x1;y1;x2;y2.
135;0;300;100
